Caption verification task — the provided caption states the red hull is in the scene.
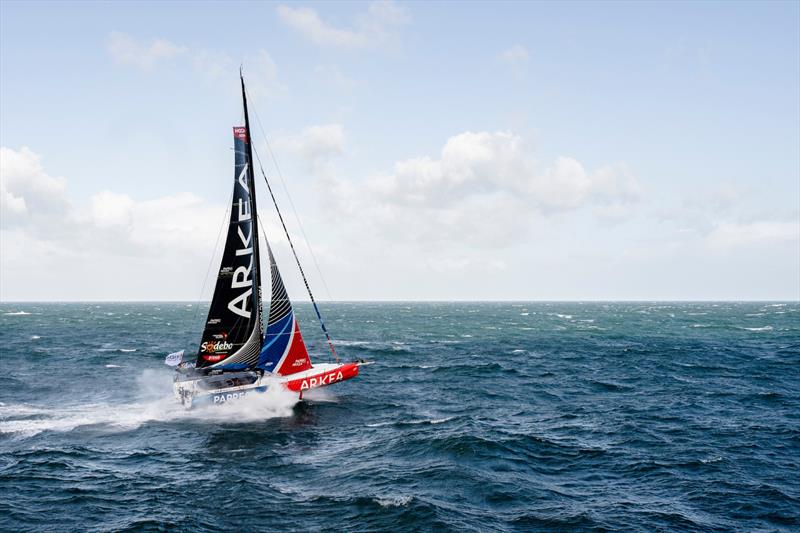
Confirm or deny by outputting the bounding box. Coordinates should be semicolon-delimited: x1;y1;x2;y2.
284;363;359;392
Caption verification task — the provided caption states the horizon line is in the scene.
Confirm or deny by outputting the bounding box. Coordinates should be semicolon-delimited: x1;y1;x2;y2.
1;299;798;304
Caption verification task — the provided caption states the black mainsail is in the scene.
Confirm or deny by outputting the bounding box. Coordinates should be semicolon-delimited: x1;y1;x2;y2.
195;76;263;370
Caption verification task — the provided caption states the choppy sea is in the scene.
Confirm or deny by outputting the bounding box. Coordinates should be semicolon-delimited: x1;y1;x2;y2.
0;302;798;532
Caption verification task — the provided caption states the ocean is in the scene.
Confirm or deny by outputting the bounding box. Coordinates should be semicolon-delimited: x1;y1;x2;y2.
0;302;798;532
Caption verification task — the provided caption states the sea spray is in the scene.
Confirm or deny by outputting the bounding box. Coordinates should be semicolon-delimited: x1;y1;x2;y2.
0;370;300;438
302;387;339;403
195;382;300;422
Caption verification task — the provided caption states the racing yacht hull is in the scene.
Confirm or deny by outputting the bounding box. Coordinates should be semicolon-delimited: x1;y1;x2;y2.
173;363;361;409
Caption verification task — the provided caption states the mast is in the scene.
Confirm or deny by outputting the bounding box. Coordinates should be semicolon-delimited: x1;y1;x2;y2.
193;73;264;370
240;71;263;338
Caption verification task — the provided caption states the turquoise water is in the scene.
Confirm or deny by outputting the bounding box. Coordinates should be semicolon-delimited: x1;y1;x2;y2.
0;302;798;531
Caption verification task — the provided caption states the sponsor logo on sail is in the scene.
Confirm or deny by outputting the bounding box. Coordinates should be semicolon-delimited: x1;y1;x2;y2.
201;340;233;354
227;160;255;319
233;127;247;142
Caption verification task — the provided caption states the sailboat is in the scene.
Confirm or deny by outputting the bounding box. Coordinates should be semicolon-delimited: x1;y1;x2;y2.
168;73;368;409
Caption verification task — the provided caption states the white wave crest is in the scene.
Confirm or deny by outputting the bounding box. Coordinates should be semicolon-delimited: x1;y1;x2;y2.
4;311;31;316
743;326;773;332
376;495;412;507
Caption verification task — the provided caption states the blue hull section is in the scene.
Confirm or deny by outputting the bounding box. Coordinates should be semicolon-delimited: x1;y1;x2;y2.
191;385;269;408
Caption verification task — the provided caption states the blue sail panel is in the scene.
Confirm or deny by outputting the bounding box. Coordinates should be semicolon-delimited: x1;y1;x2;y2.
258;311;293;371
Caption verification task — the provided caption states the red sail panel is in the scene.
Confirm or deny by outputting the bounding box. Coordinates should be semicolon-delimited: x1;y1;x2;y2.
274;319;313;375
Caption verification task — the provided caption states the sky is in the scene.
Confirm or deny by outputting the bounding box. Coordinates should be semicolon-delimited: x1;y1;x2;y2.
1;0;798;301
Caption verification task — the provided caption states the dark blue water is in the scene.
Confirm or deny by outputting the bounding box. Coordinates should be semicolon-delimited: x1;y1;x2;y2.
1;302;798;532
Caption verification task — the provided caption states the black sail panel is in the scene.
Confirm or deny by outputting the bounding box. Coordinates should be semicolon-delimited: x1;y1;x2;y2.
195;127;263;369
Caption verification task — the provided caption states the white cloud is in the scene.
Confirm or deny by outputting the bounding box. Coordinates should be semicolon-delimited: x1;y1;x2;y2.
707;220;799;249
277;1;410;48
1;146;68;223
500;44;529;68
0;187;25;215
367;131;639;212
327;130;642;248
0;146;325;301
90;191;136;228
0;146;231;299
106;31;187;69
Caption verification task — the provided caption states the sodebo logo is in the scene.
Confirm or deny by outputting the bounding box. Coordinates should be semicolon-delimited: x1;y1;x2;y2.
201;340;233;353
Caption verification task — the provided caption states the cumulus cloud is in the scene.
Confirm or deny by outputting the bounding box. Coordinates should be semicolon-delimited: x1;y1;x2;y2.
0;146;242;299
368;131;639;211
106;31;187;69
277;1;410;48
326;130;642;248
1;146;68;223
500;44;529;72
1;146;227;257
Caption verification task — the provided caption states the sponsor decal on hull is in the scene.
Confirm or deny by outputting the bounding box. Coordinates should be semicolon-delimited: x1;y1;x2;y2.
213;391;249;403
285;363;359;392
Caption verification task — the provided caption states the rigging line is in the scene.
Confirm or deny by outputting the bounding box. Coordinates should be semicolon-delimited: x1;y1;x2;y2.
252;145;340;364
192;187;234;333
244;87;334;302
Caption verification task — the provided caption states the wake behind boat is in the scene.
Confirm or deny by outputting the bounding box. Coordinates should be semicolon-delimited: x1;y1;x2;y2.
167;73;369;409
